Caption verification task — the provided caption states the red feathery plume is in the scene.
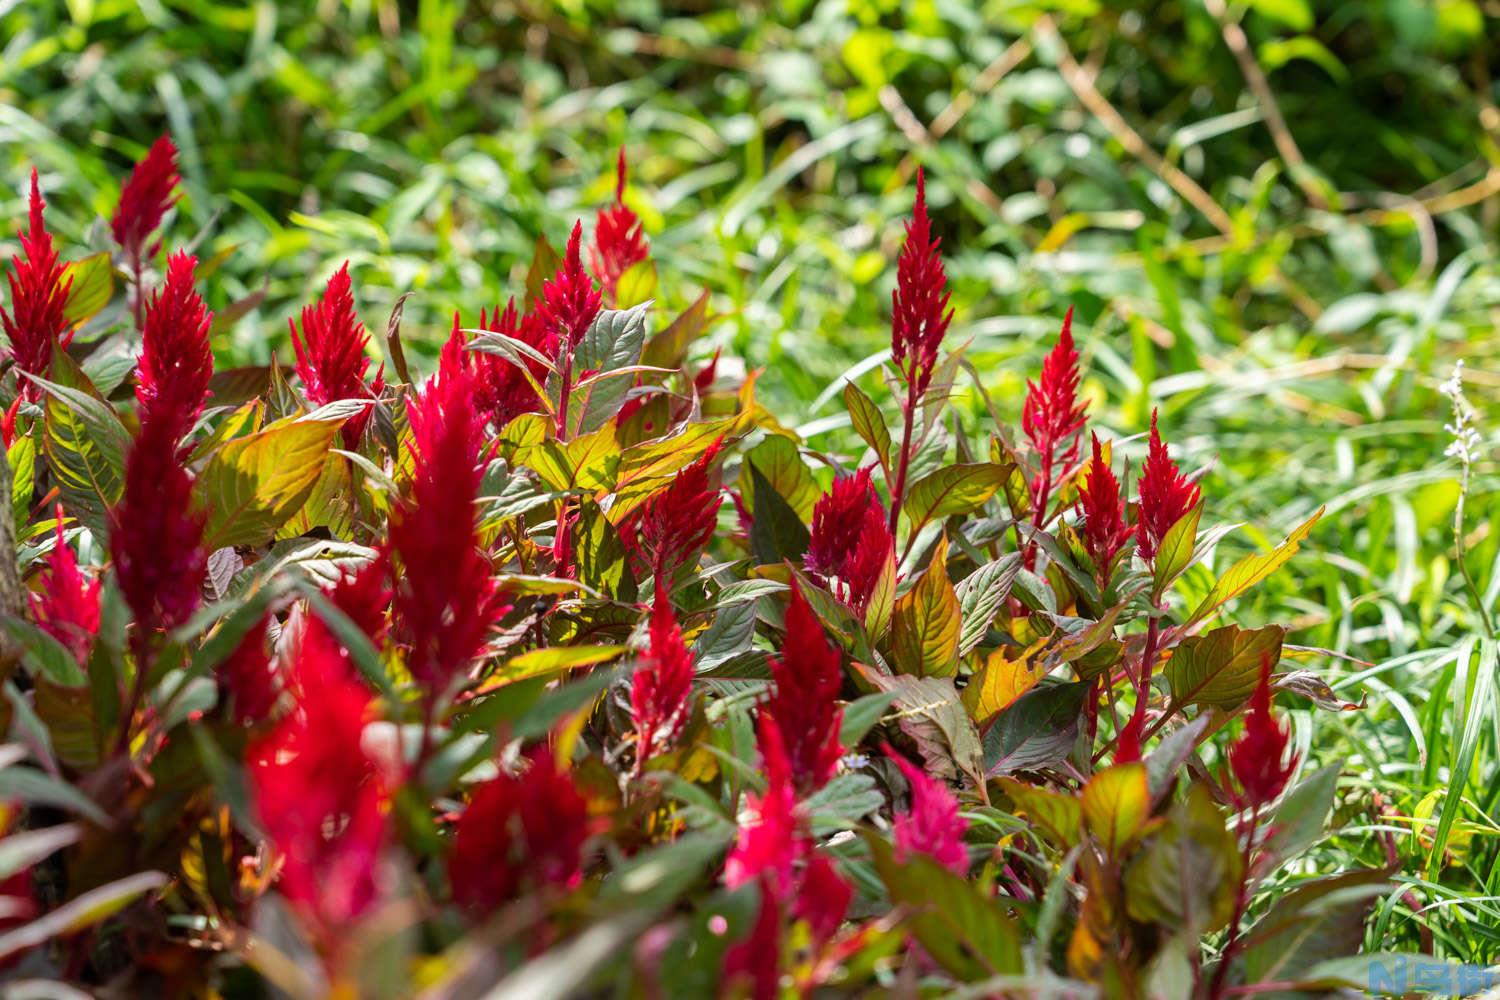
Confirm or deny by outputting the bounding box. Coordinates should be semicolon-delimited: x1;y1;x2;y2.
391;361;507;695
2;171;73;395
294;552;391;696
1;397;20;448
29;507;100;666
1135;409;1201;561
221;617;277;725
589;148;650;304
722;875;784;1000
247;649;387;951
470;299;556;430
1022;307;1087;501
136;251;213;443
111;415;207;637
630;592;695;769
763;586;843;796
886;746;969;874
798;854;853;945
539;221;603;351
1076;433;1132;573
805;467;894;617
890;168;952;400
1228;655;1298;809
290;263;382;448
725;717;805;893
448;747;590;913
111;134;179;265
619;439;724;581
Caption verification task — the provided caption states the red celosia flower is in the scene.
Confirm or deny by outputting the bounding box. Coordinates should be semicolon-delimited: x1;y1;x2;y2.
725;718;805;893
1076;432;1132;573
589;148;650;304
448;747;591;913
28;506;100;666
1;397;20;448
289;262;382;448
1114;711;1144;765
762;586;844;796
469;299;556;430
890;168;952;400
391;360;507;695
1135;409;1201;561
136;251;213;444
722;874;783;1000
294;552;391;696
630;591;695;770
111;415;207;637
221;616;277;725
805;467;894;617
1228;655;1298;809
110;134;179;266
247;650;387;951
2;170;73;396
619;439;724;582
797;854;853;945
1022;307;1088;502
886;746;969;874
539;221;603;351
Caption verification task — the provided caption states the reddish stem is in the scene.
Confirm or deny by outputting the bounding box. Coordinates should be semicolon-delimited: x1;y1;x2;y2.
1209;802;1262;999
887;380;919;538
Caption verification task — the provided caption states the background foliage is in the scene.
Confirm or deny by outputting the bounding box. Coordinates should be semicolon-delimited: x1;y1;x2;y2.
3;0;1499;967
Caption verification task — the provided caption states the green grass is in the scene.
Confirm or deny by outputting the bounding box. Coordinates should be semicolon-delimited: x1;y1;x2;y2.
4;0;1499;962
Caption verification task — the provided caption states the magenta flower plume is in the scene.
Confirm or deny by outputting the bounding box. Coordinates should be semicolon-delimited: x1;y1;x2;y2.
630;591;695;769
886;746;969;874
540;221;603;351
296;552;391;696
1135;409;1201;562
806;466;894;617
247;646;387;952
725;717;805;893
111;415;207;638
110;134;179;266
1076;433;1132;574
619;439;724;581
136;251;213;444
448;747;591;914
221;616;277;726
1228;655;1298;809
722;874;784;1000
29;506;100;666
391;361;507;695
290;262;382;447
1022;307;1088;502
890;168;952;399
2;170;73;396
589;147;650;304
763;585;844;796
471;298;557;430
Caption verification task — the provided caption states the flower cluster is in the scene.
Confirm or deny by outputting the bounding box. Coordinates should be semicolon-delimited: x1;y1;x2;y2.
290;262;383;447
1;171;73;393
630;592;695;770
28;506;100;666
1136;409;1202;561
890;169;952;401
805;467;894;618
589;148;650;303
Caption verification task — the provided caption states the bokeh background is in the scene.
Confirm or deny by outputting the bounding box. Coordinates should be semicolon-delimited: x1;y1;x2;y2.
3;0;1499;956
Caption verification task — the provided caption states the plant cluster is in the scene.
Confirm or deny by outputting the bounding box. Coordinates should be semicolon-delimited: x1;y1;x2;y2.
0;137;1392;998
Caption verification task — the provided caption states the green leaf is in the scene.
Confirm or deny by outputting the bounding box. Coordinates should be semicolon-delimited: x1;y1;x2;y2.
1151;503;1201;601
744;433;818;520
842;380;891;471
199;411;346;550
614;259;657;309
489;645;626;687
996;777;1082;848
1248;0;1313;31
519;422;620;492
8;436;34;530
1265;763;1340;861
802;772;883;832
599;832;728;910
0;614;85;687
1239;868;1391;985
955;554;1022;657
902;463;1005;532
838;691;896;747
1082;761;1150;856
567;301;651;435
891;539;961;677
1166;624;1285;710
34;352;129;537
1185;507;1322;627
1123;783;1240;932
0;764;111;827
746;461;809;565
0;870;167;961
62;252;114;326
982;680;1088;777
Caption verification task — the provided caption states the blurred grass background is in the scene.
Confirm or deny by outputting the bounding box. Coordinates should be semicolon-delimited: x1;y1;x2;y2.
3;0;1500;959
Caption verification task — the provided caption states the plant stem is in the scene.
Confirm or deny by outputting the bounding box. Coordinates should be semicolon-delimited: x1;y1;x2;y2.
1208;801;1261;999
887;380;919;538
130;250;145;333
1128;608;1162;736
1453;463;1496;639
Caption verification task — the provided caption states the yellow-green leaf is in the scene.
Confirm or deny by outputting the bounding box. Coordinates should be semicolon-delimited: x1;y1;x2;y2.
1151;503;1202;600
892;539;961;677
1166;624;1285;709
843;380;891;471
614;259;657;309
1185;507;1323;627
519;423;619;492
1082;762;1150;856
962;640;1046;725
200;412;346;550
997;776;1083;848
903;463;1005;531
62;252;114;327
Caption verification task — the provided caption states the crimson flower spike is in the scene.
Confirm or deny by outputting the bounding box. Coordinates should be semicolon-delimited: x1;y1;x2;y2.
1076;432;1133;577
885;745;970;874
619;439;725;583
471;298;557;431
1228;655;1299;809
630;591;695;773
390;358;508;698
890;168;952;402
540;220;603;352
448;747;591;914
246;644;388;956
2;170;73;397
290;262;383;448
111;135;179;267
136;251;213;445
762;585;844;796
29;505;101;667
722;874;784;1000
1022;307;1088;511
220;616;277;726
296;551;391;697
1135;409;1201;562
805;466;893;618
724;716;805;893
589;147;650;304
